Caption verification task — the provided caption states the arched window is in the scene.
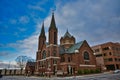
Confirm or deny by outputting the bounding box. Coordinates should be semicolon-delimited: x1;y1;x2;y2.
68;57;71;62
42;50;46;59
84;51;90;60
53;50;56;56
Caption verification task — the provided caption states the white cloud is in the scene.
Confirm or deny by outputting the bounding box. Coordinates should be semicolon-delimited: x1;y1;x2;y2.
0;61;18;69
0;61;17;65
54;0;120;45
28;0;48;12
19;16;29;24
28;5;45;12
7;34;38;59
3;0;120;63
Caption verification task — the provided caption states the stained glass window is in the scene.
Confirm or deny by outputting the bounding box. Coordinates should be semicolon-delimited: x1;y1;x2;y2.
42;50;46;59
53;50;56;56
84;51;89;60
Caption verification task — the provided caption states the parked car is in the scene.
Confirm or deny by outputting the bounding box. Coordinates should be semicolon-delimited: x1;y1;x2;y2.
113;69;120;73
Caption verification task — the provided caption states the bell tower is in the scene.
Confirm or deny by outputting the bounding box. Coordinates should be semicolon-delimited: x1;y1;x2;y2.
49;12;58;45
36;22;46;72
38;22;46;51
48;12;60;75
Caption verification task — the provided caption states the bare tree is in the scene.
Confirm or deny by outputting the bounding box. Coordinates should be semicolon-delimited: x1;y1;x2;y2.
15;55;35;74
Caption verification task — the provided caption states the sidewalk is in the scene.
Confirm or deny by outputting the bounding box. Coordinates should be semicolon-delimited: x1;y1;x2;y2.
63;71;112;79
29;71;112;79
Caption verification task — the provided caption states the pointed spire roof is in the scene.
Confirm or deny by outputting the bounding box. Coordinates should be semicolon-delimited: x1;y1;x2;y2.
40;22;45;37
63;29;72;38
49;12;57;31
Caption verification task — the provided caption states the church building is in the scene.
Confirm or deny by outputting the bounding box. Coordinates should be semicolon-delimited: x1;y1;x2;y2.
35;12;96;76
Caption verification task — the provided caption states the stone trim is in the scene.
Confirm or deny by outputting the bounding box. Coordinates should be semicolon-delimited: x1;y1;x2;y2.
46;44;58;47
37;56;60;62
80;64;96;67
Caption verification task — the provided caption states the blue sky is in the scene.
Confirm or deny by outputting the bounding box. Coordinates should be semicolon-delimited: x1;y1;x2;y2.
0;0;120;65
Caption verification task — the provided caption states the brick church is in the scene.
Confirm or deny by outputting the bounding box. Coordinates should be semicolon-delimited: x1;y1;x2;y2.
35;12;96;76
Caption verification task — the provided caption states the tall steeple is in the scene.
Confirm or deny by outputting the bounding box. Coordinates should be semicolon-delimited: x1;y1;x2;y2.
49;12;58;45
38;22;46;50
49;12;57;31
40;22;45;37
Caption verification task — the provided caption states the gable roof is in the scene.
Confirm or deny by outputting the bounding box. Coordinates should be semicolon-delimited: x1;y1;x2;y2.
67;41;84;53
59;40;84;54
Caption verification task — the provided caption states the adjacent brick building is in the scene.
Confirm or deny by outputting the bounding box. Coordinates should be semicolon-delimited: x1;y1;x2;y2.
35;12;96;76
92;42;120;71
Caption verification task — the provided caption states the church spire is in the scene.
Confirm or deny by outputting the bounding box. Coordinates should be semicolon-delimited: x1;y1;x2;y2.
49;11;57;31
48;12;58;45
38;22;46;50
40;22;45;37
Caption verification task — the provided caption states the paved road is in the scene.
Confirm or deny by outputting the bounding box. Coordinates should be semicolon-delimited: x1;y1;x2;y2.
0;73;120;80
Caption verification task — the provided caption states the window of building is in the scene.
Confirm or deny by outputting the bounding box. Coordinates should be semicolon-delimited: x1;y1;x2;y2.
104;59;108;62
40;61;43;67
103;53;107;56
108;58;113;61
53;50;56;56
39;61;42;65
84;51;90;60
112;47;115;50
68;57;71;62
42;50;46;59
115;58;117;61
53;59;57;64
102;47;109;51
96;54;102;57
61;56;65;62
116;48;119;51
95;49;100;52
109;52;112;55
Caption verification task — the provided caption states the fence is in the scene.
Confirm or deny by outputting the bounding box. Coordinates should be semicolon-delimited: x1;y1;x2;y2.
0;69;25;75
